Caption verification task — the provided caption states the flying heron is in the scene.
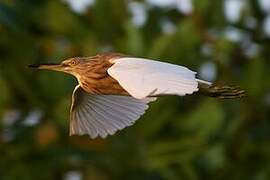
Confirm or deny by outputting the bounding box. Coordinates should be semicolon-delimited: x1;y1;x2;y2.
29;53;246;138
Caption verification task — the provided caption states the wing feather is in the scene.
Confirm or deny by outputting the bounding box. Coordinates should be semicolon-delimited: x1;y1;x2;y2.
89;97;131;127
69;85;155;138
108;57;199;99
83;102;109;137
84;101;116;136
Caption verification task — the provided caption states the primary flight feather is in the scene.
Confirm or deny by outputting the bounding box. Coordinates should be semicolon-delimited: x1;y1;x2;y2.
29;53;246;138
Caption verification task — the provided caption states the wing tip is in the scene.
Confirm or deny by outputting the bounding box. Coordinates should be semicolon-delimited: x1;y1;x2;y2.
69;116;141;139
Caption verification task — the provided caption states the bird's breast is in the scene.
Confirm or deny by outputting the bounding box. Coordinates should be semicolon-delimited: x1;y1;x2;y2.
79;75;129;95
77;67;129;96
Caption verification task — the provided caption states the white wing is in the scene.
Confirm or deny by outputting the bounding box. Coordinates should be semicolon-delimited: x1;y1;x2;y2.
70;85;156;138
108;57;199;99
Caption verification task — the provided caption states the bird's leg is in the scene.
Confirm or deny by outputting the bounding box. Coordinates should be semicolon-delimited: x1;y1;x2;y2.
197;83;246;99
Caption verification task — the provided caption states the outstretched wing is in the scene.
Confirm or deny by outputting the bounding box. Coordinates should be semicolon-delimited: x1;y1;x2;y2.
108;57;199;99
70;85;156;138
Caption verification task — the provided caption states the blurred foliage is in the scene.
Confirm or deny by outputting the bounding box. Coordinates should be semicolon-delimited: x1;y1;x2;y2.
0;0;270;180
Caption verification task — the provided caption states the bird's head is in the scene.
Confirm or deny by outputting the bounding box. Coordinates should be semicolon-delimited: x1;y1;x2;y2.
29;57;86;76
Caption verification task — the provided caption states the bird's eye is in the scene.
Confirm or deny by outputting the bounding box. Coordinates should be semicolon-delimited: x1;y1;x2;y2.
69;60;77;66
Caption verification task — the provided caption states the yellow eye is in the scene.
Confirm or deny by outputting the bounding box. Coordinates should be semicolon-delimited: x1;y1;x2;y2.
69;60;77;66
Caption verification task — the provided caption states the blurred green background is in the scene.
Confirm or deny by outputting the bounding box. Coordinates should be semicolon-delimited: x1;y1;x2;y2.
0;0;270;179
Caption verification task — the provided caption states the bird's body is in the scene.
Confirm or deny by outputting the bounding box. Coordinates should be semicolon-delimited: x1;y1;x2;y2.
30;53;246;138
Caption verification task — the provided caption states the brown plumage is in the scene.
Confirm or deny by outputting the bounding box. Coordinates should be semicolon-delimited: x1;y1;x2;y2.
70;53;129;95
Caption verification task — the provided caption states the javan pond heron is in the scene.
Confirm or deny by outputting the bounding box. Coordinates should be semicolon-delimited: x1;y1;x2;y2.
29;53;246;138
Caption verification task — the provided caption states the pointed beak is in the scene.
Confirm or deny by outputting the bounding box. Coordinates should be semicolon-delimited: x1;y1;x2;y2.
28;63;66;72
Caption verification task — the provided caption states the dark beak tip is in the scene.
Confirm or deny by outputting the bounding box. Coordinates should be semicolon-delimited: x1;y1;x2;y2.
28;64;39;68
